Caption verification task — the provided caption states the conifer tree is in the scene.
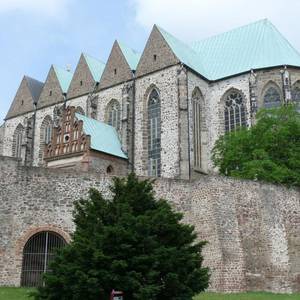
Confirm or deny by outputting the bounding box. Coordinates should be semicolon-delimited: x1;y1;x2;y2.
34;174;210;300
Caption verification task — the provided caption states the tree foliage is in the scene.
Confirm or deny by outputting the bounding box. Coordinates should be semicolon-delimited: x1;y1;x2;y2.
212;105;300;187
34;174;209;300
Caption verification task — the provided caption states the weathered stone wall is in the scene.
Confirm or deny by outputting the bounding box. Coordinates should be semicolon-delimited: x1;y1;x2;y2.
0;124;4;155
0;156;299;293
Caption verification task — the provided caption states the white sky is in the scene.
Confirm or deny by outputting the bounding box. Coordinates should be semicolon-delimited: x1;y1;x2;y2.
132;0;300;49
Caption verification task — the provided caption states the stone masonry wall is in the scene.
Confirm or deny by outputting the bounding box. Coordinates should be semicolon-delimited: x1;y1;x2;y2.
0;156;299;293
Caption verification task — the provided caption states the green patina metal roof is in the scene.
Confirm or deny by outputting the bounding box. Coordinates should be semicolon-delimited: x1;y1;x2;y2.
157;19;300;81
83;53;105;82
118;41;141;70
75;113;127;159
53;65;73;93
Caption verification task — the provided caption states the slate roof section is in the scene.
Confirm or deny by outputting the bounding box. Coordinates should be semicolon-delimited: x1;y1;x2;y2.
53;65;73;94
118;41;141;71
25;76;44;104
83;53;106;82
157;19;300;81
75;113;127;159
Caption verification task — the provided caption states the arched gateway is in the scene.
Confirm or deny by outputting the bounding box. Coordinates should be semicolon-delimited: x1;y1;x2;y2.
21;231;67;287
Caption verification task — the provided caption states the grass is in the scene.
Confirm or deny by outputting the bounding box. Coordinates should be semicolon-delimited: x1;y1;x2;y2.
0;288;299;300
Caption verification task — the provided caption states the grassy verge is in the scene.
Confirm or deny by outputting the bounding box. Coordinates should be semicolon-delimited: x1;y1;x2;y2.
0;288;299;300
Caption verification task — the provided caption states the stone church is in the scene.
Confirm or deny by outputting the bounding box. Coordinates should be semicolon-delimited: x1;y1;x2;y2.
0;19;299;292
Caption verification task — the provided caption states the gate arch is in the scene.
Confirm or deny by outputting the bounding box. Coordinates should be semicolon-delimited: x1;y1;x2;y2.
21;231;67;287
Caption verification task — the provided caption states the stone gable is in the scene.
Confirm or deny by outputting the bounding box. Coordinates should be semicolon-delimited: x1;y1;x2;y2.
135;25;179;77
67;54;96;99
98;41;133;90
37;66;65;109
5;77;36;119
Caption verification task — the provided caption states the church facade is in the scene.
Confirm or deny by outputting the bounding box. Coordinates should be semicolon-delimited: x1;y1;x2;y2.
0;19;300;292
1;19;300;178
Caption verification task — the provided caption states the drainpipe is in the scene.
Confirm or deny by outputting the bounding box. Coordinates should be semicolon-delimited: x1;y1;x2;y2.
131;76;136;173
186;69;191;180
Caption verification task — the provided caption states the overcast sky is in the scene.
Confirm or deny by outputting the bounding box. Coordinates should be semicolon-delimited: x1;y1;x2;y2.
1;0;300;123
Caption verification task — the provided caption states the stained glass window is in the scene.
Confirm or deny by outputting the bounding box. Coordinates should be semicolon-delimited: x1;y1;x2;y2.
107;100;121;131
224;91;247;132
263;87;281;109
148;89;161;177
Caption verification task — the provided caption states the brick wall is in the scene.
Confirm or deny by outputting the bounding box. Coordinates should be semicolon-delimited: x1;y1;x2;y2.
0;156;299;292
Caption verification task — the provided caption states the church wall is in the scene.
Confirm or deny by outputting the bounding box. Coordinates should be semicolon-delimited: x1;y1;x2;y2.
66;95;88;115
206;73;251;170
2;112;33;157
0;124;4;155
0;156;299;293
134;65;180;178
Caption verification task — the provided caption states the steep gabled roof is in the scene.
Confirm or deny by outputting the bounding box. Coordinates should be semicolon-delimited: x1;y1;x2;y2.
75;113;127;159
157;19;300;81
117;41;141;71
24;76;44;104
53;65;73;93
83;53;105;82
156;25;210;79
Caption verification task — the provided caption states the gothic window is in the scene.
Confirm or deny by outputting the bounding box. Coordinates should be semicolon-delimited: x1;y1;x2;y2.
292;84;300;112
21;231;66;287
106;100;121;131
12;124;24;158
75;106;85;115
39;116;53;161
224;90;247;132
147;89;161;177
192;88;204;169
263;86;281;109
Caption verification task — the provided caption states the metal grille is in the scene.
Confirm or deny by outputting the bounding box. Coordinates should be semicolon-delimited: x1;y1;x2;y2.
148;89;161;177
21;231;66;287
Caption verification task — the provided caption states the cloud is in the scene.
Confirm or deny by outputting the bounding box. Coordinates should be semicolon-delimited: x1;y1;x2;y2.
0;0;70;17
131;0;300;49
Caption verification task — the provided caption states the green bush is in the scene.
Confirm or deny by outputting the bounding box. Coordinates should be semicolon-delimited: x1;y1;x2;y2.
34;174;209;300
212;105;300;187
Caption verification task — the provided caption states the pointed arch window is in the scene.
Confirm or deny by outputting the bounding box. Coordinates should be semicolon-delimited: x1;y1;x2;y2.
263;86;281;109
13;124;24;158
39;116;53;161
148;89;161;177
224;90;247;132
106;100;121;131
292;84;300;112
192;88;204;169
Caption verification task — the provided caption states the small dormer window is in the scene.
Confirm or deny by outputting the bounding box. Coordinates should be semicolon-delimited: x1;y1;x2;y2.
114;68;117;75
80;80;83;86
49;90;52;96
153;54;157;61
21;100;24;106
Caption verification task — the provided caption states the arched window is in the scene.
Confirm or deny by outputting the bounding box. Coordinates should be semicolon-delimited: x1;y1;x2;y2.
224;90;247;132
39;116;53;161
12;123;24;158
21;231;67;287
106;100;121;131
292;83;300;112
148;89;161;177
192;88;204;169
75;106;85;115
263;85;282;109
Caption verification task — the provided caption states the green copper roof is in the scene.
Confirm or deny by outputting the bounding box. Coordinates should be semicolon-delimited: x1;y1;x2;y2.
53;65;73;93
75;113;127;159
157;19;300;81
118;41;141;70
83;53;105;82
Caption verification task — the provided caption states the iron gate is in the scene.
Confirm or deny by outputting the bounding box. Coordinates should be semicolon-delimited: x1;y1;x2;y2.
21;231;66;287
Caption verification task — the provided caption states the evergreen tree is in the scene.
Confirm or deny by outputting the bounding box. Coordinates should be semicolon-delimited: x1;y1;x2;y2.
212;105;300;187
34;174;210;300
